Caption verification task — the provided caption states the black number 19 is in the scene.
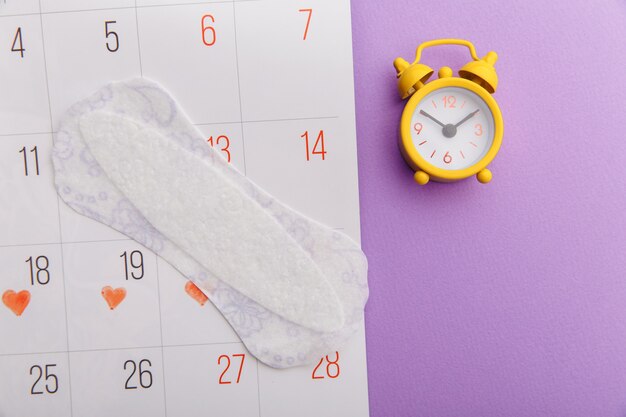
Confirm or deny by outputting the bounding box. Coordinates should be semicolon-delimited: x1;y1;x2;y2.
120;250;144;280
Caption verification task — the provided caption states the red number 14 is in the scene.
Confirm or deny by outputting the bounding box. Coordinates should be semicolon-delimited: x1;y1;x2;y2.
300;130;327;161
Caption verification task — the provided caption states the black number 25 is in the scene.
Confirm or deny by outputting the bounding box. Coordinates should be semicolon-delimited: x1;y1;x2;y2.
105;20;119;52
30;364;58;395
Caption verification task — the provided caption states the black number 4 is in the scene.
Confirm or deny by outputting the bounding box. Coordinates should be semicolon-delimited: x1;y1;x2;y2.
30;364;58;395
11;27;25;58
105;20;119;52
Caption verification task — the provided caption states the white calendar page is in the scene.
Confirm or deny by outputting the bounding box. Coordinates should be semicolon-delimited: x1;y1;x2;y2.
0;1;369;416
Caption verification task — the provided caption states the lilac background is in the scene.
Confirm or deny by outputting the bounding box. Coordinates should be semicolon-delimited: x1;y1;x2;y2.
351;1;626;416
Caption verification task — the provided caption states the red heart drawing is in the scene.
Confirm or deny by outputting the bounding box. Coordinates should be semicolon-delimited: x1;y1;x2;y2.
185;281;208;306
101;286;126;310
2;290;31;316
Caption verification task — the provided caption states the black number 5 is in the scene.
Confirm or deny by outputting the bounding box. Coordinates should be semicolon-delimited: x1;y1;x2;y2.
105;20;119;52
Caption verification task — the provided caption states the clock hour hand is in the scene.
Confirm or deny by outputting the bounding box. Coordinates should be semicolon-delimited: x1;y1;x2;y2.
454;109;480;128
419;110;445;127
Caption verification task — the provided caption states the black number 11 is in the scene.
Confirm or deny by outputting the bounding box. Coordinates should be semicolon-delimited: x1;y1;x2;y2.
19;146;39;176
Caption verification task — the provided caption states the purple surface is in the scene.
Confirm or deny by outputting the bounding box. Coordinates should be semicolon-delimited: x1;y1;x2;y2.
351;1;626;416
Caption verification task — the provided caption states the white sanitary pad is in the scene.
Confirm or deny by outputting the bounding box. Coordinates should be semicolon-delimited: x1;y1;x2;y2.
52;79;368;368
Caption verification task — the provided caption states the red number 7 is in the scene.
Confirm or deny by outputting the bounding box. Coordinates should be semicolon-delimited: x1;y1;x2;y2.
299;8;313;40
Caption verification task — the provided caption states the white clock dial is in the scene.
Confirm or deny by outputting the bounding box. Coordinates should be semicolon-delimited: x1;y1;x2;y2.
410;86;495;170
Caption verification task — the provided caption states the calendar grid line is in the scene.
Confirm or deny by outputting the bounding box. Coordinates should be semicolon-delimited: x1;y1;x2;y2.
0;131;52;137
0;116;339;138
0;237;129;249
232;5;261;416
0;340;247;358
194;115;340;126
133;0;144;76
152;257;169;417
0;0;263;19
256;360;262;417
37;0;75;415
0;227;346;249
230;0;248;175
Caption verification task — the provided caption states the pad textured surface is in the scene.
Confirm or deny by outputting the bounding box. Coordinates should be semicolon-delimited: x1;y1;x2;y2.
79;112;344;332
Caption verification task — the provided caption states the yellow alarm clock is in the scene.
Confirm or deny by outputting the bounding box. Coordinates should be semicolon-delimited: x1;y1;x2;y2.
394;39;503;185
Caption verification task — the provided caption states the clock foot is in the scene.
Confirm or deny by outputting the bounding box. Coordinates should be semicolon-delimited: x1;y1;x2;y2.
476;168;492;184
414;170;430;185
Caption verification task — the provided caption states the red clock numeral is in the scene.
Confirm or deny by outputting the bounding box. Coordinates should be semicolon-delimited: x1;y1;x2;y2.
474;123;483;136
207;135;231;162
442;95;456;108
413;122;423;135
312;351;340;380
300;130;326;161
201;14;216;46
443;151;452;164
218;353;245;385
299;8;313;40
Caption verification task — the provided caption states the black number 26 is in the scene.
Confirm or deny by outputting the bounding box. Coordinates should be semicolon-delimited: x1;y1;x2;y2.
105;20;119;52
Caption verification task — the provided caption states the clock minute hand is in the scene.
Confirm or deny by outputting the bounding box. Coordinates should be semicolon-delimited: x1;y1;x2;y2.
454;109;480;128
419;110;445;127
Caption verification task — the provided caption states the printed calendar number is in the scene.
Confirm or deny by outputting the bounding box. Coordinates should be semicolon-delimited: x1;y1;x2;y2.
311;351;340;380
30;364;58;395
26;255;50;286
201;14;216;46
11;27;25;58
300;130;327;161
120;250;144;280
105;20;119;53
18;145;40;176
124;359;153;390
217;353;245;384
207;135;231;162
298;9;313;40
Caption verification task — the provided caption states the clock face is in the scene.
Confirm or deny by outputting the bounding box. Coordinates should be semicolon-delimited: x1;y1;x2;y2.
410;86;495;170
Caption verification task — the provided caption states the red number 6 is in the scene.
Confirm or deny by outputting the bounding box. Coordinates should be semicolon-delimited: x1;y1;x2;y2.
202;14;216;46
443;151;452;164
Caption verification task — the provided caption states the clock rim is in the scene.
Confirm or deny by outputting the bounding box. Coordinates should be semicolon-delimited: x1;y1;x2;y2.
399;77;503;181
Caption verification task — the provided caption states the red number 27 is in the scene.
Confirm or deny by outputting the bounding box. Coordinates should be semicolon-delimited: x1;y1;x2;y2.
218;353;245;384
